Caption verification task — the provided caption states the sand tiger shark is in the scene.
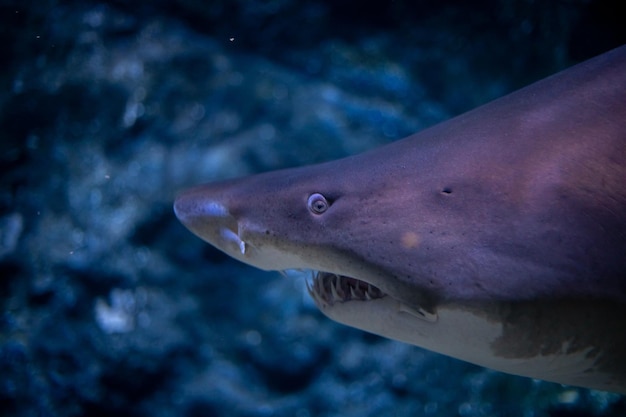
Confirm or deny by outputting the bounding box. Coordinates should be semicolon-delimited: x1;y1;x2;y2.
174;46;626;393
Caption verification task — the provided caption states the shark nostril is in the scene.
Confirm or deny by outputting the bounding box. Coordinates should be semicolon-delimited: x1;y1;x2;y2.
201;201;229;217
174;193;230;223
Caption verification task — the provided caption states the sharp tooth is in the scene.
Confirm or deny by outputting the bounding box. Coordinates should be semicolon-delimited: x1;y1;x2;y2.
310;291;320;305
305;279;321;305
350;287;358;300
311;279;328;306
309;286;321;304
330;278;341;301
337;276;347;298
315;277;327;303
365;284;375;300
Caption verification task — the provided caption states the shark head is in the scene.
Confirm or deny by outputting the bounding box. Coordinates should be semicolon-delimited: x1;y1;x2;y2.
173;157;440;332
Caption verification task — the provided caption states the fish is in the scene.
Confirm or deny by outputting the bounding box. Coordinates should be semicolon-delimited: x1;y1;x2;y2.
174;45;626;393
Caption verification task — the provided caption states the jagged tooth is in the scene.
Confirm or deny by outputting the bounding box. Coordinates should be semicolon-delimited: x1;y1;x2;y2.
337;276;347;299
364;284;375;300
314;276;323;296
305;278;323;306
330;278;341;301
311;287;323;305
350;286;358;300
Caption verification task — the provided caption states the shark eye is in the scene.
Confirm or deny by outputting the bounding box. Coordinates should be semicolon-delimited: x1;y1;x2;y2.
308;193;329;214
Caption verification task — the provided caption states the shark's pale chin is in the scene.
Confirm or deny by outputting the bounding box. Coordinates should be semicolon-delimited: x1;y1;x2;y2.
306;271;386;307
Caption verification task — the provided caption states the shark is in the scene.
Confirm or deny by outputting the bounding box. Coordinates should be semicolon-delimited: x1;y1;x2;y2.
174;45;626;393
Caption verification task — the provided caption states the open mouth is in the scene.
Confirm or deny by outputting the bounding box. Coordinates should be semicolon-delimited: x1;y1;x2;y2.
306;271;386;306
307;271;438;322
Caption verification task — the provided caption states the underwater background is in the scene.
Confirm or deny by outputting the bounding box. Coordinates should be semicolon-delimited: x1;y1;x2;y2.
1;1;625;416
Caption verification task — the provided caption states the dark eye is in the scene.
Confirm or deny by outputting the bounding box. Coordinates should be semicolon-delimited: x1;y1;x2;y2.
307;193;329;214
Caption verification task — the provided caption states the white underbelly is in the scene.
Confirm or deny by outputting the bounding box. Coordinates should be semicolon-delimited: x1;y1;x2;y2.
318;296;622;393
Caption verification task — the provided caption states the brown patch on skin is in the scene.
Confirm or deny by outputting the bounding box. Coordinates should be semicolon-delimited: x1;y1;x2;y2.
400;231;420;249
487;299;626;387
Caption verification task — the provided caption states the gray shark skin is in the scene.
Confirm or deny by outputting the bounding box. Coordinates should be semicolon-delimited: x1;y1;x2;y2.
174;46;626;393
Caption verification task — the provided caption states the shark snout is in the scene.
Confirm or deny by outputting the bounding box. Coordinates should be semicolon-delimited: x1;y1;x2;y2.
173;190;246;256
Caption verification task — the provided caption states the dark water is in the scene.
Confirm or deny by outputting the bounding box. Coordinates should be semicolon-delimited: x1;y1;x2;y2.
1;1;625;416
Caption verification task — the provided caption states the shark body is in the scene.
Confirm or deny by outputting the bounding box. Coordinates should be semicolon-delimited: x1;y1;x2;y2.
175;46;626;393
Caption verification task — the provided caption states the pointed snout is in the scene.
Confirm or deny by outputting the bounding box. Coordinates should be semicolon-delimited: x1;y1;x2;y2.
174;187;229;226
173;186;246;256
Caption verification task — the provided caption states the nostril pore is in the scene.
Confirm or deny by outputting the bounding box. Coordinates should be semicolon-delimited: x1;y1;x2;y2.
174;196;229;221
202;201;229;217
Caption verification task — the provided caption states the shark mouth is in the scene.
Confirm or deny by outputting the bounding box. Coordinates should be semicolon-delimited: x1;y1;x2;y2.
306;271;386;306
306;271;438;322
